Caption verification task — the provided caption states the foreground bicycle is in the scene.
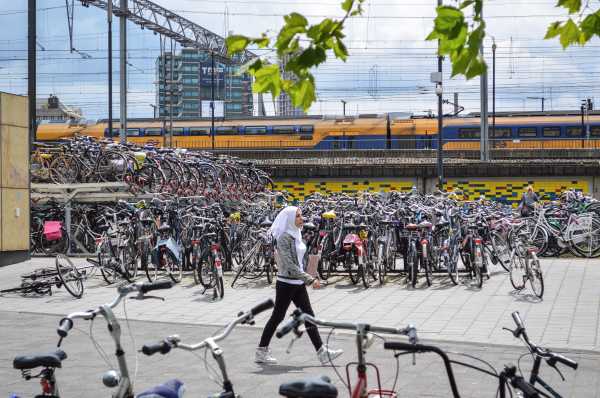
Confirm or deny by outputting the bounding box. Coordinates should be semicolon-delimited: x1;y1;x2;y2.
140;299;274;397
11;281;173;398
277;309;417;398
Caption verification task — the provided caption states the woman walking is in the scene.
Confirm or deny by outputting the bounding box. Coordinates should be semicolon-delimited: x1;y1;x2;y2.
255;206;343;365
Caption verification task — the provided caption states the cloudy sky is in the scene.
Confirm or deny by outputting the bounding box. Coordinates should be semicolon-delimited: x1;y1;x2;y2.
1;0;599;120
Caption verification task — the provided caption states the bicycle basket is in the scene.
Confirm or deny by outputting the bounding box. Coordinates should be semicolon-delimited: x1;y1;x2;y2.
43;221;63;241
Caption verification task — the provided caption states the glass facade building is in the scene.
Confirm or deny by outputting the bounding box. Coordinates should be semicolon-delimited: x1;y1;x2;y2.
156;49;253;119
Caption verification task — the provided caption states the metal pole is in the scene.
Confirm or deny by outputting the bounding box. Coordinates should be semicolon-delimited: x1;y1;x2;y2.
28;0;36;146
541;98;545;112
108;0;113;139
119;0;127;144
168;40;174;148
436;0;444;190
453;92;459;115
342;100;346;116
211;52;215;150
479;5;489;161
492;40;496;147
581;103;585;148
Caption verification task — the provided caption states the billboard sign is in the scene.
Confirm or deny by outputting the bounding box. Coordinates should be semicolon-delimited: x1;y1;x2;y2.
201;100;224;118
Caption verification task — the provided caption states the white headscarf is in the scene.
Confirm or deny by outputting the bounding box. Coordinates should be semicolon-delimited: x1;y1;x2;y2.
269;206;305;269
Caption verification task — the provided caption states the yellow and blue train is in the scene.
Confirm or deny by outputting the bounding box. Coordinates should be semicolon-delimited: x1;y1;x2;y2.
36;111;600;150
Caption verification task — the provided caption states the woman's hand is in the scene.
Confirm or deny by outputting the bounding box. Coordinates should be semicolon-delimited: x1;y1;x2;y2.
312;278;321;289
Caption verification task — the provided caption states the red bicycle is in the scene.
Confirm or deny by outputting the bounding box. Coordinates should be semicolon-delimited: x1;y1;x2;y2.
277;309;417;398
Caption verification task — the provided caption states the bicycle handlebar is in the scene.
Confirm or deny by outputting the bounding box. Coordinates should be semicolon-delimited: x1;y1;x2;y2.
57;281;173;338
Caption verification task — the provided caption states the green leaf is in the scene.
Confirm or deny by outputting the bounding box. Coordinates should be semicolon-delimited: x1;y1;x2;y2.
580;11;600;41
252;64;282;98
557;0;581;14
332;37;349;61
275;25;306;56
226;35;250;55
288;76;316;111
284;12;308;28
544;21;563;39
559;18;582;48
341;0;354;13
464;56;487;79
251;34;270;48
434;6;464;32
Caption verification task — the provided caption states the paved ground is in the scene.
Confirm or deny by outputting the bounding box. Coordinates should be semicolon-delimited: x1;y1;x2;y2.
1;257;600;396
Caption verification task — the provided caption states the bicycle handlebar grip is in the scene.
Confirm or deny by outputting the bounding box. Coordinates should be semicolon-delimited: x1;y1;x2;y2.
57;318;73;338
140;281;173;294
550;353;578;370
276;318;298;339
141;341;171;356
383;341;418;351
250;299;275;316
511;376;540;397
512;311;525;329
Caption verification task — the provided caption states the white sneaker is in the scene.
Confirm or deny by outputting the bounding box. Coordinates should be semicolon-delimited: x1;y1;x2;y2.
317;345;343;365
255;347;277;365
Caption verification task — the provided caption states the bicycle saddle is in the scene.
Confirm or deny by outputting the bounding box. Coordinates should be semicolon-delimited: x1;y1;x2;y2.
279;375;338;398
303;222;316;230
158;224;171;233
13;349;67;370
260;219;273;228
418;221;433;229
406;223;418;230
136;378;185;398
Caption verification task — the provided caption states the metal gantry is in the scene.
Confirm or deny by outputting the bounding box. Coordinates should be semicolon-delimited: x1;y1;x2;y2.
79;0;257;63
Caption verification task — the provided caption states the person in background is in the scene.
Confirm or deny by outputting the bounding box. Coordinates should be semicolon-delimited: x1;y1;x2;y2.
518;185;539;217
255;206;343;365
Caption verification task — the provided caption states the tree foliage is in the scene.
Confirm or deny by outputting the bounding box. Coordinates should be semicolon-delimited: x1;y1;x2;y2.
227;0;600;112
226;0;365;112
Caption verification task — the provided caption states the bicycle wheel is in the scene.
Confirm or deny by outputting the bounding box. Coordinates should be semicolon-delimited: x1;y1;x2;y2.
121;243;138;281
191;246;204;285
145;251;161;283
472;250;483;289
528;257;544;299
164;250;182;283
490;232;511;272
570;218;600;258
197;251;215;289
49;154;79;184
212;258;225;299
516;221;549;256
55;254;84;298
39;225;70;255
406;242;418;287
422;254;432;287
99;242;118;285
376;242;387;285
347;253;359;285
510;256;526;290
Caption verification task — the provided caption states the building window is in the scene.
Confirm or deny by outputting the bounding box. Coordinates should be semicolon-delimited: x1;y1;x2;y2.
566;126;583;137
518;127;537;138
542;127;561;137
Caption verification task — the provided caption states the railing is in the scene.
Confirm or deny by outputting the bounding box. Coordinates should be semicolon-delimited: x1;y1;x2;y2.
178;137;600;152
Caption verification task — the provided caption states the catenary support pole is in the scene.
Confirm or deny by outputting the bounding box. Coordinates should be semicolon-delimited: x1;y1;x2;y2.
28;0;36;147
119;0;127;144
436;0;444;190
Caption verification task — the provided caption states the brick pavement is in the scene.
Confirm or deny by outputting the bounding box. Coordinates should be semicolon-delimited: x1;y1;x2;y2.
0;257;599;351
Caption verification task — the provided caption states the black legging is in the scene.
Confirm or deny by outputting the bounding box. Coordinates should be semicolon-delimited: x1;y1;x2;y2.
258;280;323;351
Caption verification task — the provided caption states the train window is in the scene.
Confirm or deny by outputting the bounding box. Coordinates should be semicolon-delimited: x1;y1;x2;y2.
126;128;140;137
172;128;185;136
272;125;296;134
542;127;561;137
245;126;267;135
518;127;537;138
591;126;600;137
566;126;583;137
299;125;314;133
190;127;210;136
216;126;239;135
145;128;162;136
105;128;120;137
491;128;511;138
458;128;480;139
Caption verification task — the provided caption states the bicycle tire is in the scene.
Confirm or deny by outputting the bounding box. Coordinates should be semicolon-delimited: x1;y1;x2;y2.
422;254;432;287
164;250;182;283
473;247;484;289
265;254;273;285
528;257;544;299
490;232;511;272
377;242;386;285
510;256;526;290
570;218;600;258
55;254;84;298
347;253;359;285
198;250;215;289
407;242;418;287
